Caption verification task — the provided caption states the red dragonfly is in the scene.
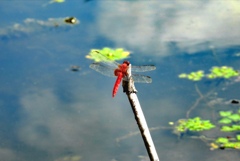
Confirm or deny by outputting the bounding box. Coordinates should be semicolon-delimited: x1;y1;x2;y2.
90;59;156;97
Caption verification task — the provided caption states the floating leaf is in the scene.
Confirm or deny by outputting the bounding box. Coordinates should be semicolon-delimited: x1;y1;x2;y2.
178;70;204;81
207;66;239;79
228;114;240;122
232;125;240;130
221;126;233;132
221;125;240;132
175;117;215;132
224;142;240;149
86;48;130;62
178;73;188;78
219;111;232;117
207;74;217;79
168;122;174;125
236;135;240;141
215;137;229;143
214;136;240;150
218;118;232;124
179;66;239;81
210;143;219;149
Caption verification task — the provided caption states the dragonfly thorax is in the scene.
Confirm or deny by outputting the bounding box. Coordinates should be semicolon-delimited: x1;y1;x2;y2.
114;62;129;76
114;69;122;76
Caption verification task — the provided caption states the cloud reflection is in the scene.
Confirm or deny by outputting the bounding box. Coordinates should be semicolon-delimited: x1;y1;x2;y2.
0;148;16;161
0;17;79;40
18;89;83;153
17;86;134;160
97;1;240;55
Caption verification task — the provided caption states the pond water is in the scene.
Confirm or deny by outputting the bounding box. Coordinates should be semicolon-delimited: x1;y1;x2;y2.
1;0;240;161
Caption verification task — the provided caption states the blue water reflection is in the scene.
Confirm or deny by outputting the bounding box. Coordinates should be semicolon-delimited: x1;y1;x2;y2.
1;0;240;161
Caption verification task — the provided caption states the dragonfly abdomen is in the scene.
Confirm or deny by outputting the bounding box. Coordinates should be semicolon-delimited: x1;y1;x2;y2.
112;73;123;97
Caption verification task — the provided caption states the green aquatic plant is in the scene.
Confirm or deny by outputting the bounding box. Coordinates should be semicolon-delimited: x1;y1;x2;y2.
219;111;232;117
215;137;229;144
224;142;240;149
175;117;215;132
228;114;240;122
218;111;234;124
179;66;239;81
178;70;204;81
213;136;240;150
221;125;240;132
207;66;239;79
177;67;240;151
86;47;130;62
218;110;240;131
237;135;240;141
218;118;232;124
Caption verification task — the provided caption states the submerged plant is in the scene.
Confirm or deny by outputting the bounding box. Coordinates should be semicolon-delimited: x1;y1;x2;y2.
175;117;215;132
86;47;130;62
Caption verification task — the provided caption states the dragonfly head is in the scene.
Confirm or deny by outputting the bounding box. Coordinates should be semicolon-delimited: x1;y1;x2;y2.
123;60;130;66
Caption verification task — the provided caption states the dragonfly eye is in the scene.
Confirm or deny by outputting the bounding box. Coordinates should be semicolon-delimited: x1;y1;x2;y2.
123;60;130;65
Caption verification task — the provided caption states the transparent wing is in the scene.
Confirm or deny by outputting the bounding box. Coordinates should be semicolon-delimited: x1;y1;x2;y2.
90;50;156;72
90;62;115;77
90;62;154;83
131;65;156;72
97;60;119;69
123;74;152;83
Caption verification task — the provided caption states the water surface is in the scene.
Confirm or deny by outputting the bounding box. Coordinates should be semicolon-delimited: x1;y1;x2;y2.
1;1;240;161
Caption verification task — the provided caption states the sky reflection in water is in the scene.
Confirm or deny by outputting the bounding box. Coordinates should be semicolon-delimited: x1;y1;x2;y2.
1;0;240;161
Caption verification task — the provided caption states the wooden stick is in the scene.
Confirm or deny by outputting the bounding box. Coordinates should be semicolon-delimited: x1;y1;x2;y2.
122;64;160;161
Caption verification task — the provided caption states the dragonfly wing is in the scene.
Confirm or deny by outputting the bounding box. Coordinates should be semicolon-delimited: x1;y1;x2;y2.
123;74;152;83
90;63;115;77
99;60;119;69
131;65;156;72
